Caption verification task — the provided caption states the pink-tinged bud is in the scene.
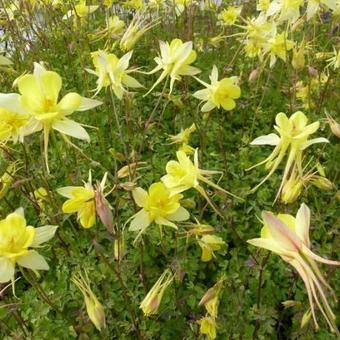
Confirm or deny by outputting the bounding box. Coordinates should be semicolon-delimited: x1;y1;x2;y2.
120;181;137;191
326;113;340;138
248;68;259;82
95;185;114;234
308;66;318;77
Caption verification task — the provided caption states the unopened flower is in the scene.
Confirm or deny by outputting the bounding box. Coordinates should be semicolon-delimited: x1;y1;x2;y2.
197;316;217;339
247;203;340;332
0;161;21;200
0;208;57;284
129;182;189;235
248;111;328;200
146;39;200;95
87;50;142;98
63;0;99;21
72;270;106;331
169;123;196;154
198;234;225;262
140;269;174;316
193;65;240;112
326;112;340;138
89;16;125;43
291;39;306;70
33;187;49;209
199;278;225;317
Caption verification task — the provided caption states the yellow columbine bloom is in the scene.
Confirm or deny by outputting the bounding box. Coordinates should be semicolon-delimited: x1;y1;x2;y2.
248;111;328;199
58;172;107;229
140;269;174;316
169;123;196;154
193;65;241;112
267;0;304;22
129;182;189;234
146;38;200;95
161;150;237;206
0;62;102;172
0;108;29;143
218;6;242;26
265;32;294;67
87;50;142;98
0;208;57;283
63;0;99;20
89;16;125;43
247;203;340;333
197;316;217;339
306;0;337;20
72;270;106;331
197;235;225;262
119;13;158;52
199;278;225;318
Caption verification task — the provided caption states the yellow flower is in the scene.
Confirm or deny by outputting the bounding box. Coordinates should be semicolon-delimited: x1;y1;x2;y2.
257;0;271;12
146;38;200;95
0;62;102;172
268;0;304;22
218;6;242;26
291;39;306;70
0;108;29;143
87;50;142;98
0;162;20;200
193;65;241;112
124;0;145;10
120;13;158;52
248;111;328;199
140;269;174;316
129;182;189;234
326;48;340;70
198;235;225;262
161;150;237;207
58;172;108;229
63;0;99;20
306;0;337;21
0;208;57;283
199;278;224;318
247;204;340;333
72;270;106;331
197;316;217;339
33;187;49;209
169;123;196;154
89;16;125;43
265;32;294;67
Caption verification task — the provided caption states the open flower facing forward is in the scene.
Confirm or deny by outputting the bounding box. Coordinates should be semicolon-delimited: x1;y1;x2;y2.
218;6;242;26
0;208;58;284
87;50;142;98
140;269;174;316
58;172;108;229
193;66;241;112
248;111;328;199
0;62;102;172
265;32;294;67
146;38;200;95
247;203;340;333
129;182;189;235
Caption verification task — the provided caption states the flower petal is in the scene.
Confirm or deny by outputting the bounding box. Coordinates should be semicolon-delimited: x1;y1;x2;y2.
0;93;26;114
52;118;90;141
295;203;310;247
31;225;58;247
129;209;151;231
17;250;49;270
250;133;280;146
132;188;148;207
167;206;190;221
0;257;15;283
77;97;102;111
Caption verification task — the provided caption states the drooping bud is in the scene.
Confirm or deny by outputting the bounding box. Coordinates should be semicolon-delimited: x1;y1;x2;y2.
248;68;260;82
72;271;106;332
326;113;340;138
292;40;306;70
281;174;303;204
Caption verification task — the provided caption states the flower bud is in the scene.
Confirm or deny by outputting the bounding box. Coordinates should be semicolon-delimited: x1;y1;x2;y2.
281;175;303;204
308;66;318;77
310;176;333;190
248;68;260;82
292;42;305;70
326;113;340;138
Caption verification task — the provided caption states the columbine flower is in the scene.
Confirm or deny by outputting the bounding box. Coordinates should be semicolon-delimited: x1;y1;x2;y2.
264;32;294;67
267;0;304;23
306;0;337;21
0;62;102;172
140;269;174;316
326;48;340;70
291;39;306;70
248;111;328;199
129;182;189;235
197;316;217;339
89;16;125;43
169;123;196;154
197;235;225;262
0;108;29;143
87;50;142;98
146;38;200;95
72;270;106;331
0;208;57;284
218;6;242;26
199;279;224;318
120;13;158;52
57;172;108;229
161;150;237;206
247;203;340;332
193;65;241;112
63;0;99;21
